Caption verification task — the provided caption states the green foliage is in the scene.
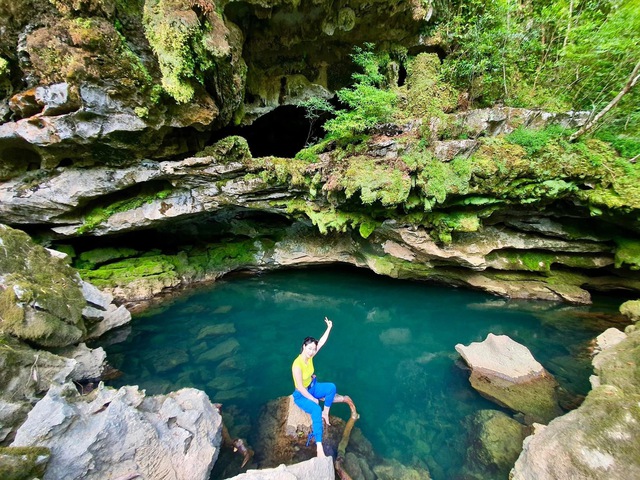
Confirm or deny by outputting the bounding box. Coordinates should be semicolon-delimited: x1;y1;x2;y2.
595;124;640;159
299;97;335;147
252;157;311;187
0;57;9;76
300;97;335;124
506;125;567;155
438;0;640;144
405;149;473;208
323;44;397;144
282;200;379;237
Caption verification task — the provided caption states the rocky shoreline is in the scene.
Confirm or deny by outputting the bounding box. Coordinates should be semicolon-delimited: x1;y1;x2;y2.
1;1;639;477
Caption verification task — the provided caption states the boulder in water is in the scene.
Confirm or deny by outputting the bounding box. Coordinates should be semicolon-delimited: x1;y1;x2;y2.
455;333;563;424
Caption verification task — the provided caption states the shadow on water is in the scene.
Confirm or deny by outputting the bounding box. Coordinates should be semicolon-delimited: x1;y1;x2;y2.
101;266;630;479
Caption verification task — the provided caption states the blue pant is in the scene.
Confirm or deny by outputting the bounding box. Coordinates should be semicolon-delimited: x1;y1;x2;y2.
292;378;336;443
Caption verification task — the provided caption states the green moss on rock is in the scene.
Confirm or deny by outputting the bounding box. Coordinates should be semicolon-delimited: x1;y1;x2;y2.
76;239;262;290
0;225;86;348
614;238;640;270
24;16;152;94
328;156;412;206
465;410;528;477
400;53;458;119
76;247;140;269
195;136;252;164
0;446;50;480
620;300;640;323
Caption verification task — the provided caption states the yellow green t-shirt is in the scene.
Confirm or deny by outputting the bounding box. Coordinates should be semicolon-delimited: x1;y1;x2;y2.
292;354;314;388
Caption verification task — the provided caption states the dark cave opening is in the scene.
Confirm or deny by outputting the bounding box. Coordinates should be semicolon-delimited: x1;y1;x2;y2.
208;103;332;158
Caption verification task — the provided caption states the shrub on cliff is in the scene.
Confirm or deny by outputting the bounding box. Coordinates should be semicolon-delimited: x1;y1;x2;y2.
323;43;397;145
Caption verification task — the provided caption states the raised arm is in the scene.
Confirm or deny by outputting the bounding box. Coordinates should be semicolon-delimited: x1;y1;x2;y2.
316;317;333;353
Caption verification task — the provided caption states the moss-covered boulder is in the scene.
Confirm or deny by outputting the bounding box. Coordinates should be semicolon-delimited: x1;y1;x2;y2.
0;224;87;347
0;446;50;480
464;410;528;479
620;299;640;323
456;334;563;424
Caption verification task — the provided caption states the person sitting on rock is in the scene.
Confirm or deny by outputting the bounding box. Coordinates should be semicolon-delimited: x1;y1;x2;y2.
291;317;352;458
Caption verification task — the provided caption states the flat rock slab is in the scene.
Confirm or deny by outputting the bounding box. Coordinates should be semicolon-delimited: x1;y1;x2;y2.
456;334;562;424
456;333;545;382
224;457;334;480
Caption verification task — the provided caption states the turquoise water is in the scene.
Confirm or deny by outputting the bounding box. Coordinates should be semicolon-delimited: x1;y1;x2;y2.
103;267;627;479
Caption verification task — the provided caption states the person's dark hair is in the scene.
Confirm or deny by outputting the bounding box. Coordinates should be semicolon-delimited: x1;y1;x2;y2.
300;336;318;352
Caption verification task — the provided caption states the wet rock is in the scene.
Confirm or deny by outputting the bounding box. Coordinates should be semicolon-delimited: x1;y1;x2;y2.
511;385;640;480
255;396;345;467
198;338;240;363
464;410;528;477
12;382;222;480
197;323;237;339
372;458;431;479
512;324;640;479
344;451;376;480
224;457;334;480
455;334;563;424
0;400;31;442
81;279;132;339
207;375;244;391
0;334;75;402
284;395;312;437
150;348;190;373
212;387;248;403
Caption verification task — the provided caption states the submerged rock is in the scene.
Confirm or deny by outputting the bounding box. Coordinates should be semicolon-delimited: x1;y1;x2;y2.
464;409;528;478
455;333;563;424
12;382;222;480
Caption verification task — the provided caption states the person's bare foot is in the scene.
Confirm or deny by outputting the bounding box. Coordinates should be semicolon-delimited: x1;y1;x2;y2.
322;411;331;426
316;442;327;458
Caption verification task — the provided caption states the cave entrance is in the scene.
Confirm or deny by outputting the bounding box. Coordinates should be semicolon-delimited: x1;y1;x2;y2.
208;104;330;158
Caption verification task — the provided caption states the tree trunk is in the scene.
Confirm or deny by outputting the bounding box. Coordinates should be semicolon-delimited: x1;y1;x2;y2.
569;60;640;142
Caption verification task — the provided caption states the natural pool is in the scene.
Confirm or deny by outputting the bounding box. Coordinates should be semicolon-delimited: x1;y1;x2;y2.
103;266;628;479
